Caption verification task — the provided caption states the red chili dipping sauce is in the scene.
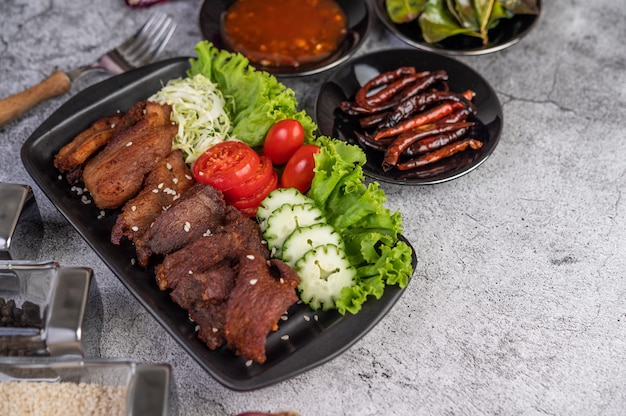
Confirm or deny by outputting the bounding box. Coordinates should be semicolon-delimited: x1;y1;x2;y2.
222;0;347;68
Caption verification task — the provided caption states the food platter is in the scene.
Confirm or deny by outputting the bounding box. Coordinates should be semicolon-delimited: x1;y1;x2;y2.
373;0;542;55
20;57;417;391
197;0;372;76
315;48;503;185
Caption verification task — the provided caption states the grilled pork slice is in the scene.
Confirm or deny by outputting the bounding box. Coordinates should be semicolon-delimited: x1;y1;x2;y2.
154;209;268;291
225;255;300;364
82;104;176;210
111;149;194;245
135;183;228;267
54;113;123;175
154;205;278;357
171;264;237;349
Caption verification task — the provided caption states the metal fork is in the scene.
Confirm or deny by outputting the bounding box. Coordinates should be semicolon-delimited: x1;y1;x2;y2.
0;13;176;127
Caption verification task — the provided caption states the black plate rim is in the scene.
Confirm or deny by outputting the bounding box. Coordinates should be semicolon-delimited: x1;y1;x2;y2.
197;0;373;77
314;48;504;185
373;0;542;56
20;57;417;391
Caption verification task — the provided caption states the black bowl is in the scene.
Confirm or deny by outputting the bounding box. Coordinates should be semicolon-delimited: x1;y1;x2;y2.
373;0;541;55
315;49;503;185
198;0;372;76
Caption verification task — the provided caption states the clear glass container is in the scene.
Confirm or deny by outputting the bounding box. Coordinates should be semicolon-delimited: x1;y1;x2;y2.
0;357;170;416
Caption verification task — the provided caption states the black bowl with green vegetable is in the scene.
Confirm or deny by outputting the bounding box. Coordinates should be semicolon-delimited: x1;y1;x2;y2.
374;0;541;55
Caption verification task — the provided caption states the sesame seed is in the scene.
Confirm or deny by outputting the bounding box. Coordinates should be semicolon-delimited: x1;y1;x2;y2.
58;174;62;180
212;327;218;333
203;229;212;237
281;335;289;341
195;325;200;332
131;205;137;211
188;270;193;275
166;162;173;170
280;278;285;284
152;189;158;193
131;226;139;232
172;178;179;184
126;141;132;147
246;254;255;260
314;315;319;321
157;182;164;189
245;360;253;367
184;221;191;232
280;315;288;321
131;258;136;265
249;279;258;285
81;195;91;204
185;174;192;180
111;123;116;128
303;315;311;322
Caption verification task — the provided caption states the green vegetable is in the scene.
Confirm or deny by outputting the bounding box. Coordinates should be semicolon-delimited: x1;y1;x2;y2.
148;74;232;164
386;0;539;45
264;203;325;258
385;0;429;23
308;136;414;315
187;41;317;148
256;187;311;233
258;188;357;312
295;244;357;311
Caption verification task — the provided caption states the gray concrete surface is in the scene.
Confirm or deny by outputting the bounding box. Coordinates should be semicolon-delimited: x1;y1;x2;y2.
1;0;625;414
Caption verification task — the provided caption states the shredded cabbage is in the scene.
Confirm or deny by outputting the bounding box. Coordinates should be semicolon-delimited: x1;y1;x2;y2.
149;74;233;164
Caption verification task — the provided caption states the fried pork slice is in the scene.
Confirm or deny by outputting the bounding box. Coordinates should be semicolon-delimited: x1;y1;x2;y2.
112;100;169;136
135;183;228;267
171;264;237;349
154;212;267;291
225;255;300;364
189;302;228;350
54;113;123;173
82;110;176;209
110;150;194;245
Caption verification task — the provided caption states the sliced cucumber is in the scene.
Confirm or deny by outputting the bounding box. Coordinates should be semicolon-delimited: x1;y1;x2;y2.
256;187;311;232
281;223;343;267
265;203;325;258
295;244;356;311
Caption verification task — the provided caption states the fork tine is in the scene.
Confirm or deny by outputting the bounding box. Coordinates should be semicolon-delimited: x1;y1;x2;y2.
122;17;176;66
117;13;163;52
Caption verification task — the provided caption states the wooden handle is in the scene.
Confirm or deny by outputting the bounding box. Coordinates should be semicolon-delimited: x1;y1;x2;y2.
0;70;71;127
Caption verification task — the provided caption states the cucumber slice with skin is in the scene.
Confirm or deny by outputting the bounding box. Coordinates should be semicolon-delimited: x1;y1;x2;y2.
281;223;343;267
256;187;311;232
295;244;356;311
265;203;325;258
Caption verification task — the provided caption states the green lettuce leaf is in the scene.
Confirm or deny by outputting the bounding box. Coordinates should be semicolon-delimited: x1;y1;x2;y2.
418;0;483;44
309;136;414;315
385;0;429;24
499;0;539;14
414;0;535;45
187;41;317;148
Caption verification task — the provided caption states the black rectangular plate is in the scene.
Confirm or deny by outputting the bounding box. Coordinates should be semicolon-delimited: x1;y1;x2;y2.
21;57;416;391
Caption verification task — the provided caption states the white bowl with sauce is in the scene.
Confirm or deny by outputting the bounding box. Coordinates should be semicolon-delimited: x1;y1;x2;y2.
198;0;372;77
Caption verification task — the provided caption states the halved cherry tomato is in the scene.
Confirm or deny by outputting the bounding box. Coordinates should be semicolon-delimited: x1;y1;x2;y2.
230;171;279;216
223;155;274;202
280;144;320;193
262;119;305;165
192;141;260;191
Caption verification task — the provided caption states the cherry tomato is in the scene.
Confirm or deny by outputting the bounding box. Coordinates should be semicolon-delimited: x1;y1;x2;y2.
230;171;279;216
223;155;274;202
193;141;260;191
280;144;320;193
262;119;305;165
